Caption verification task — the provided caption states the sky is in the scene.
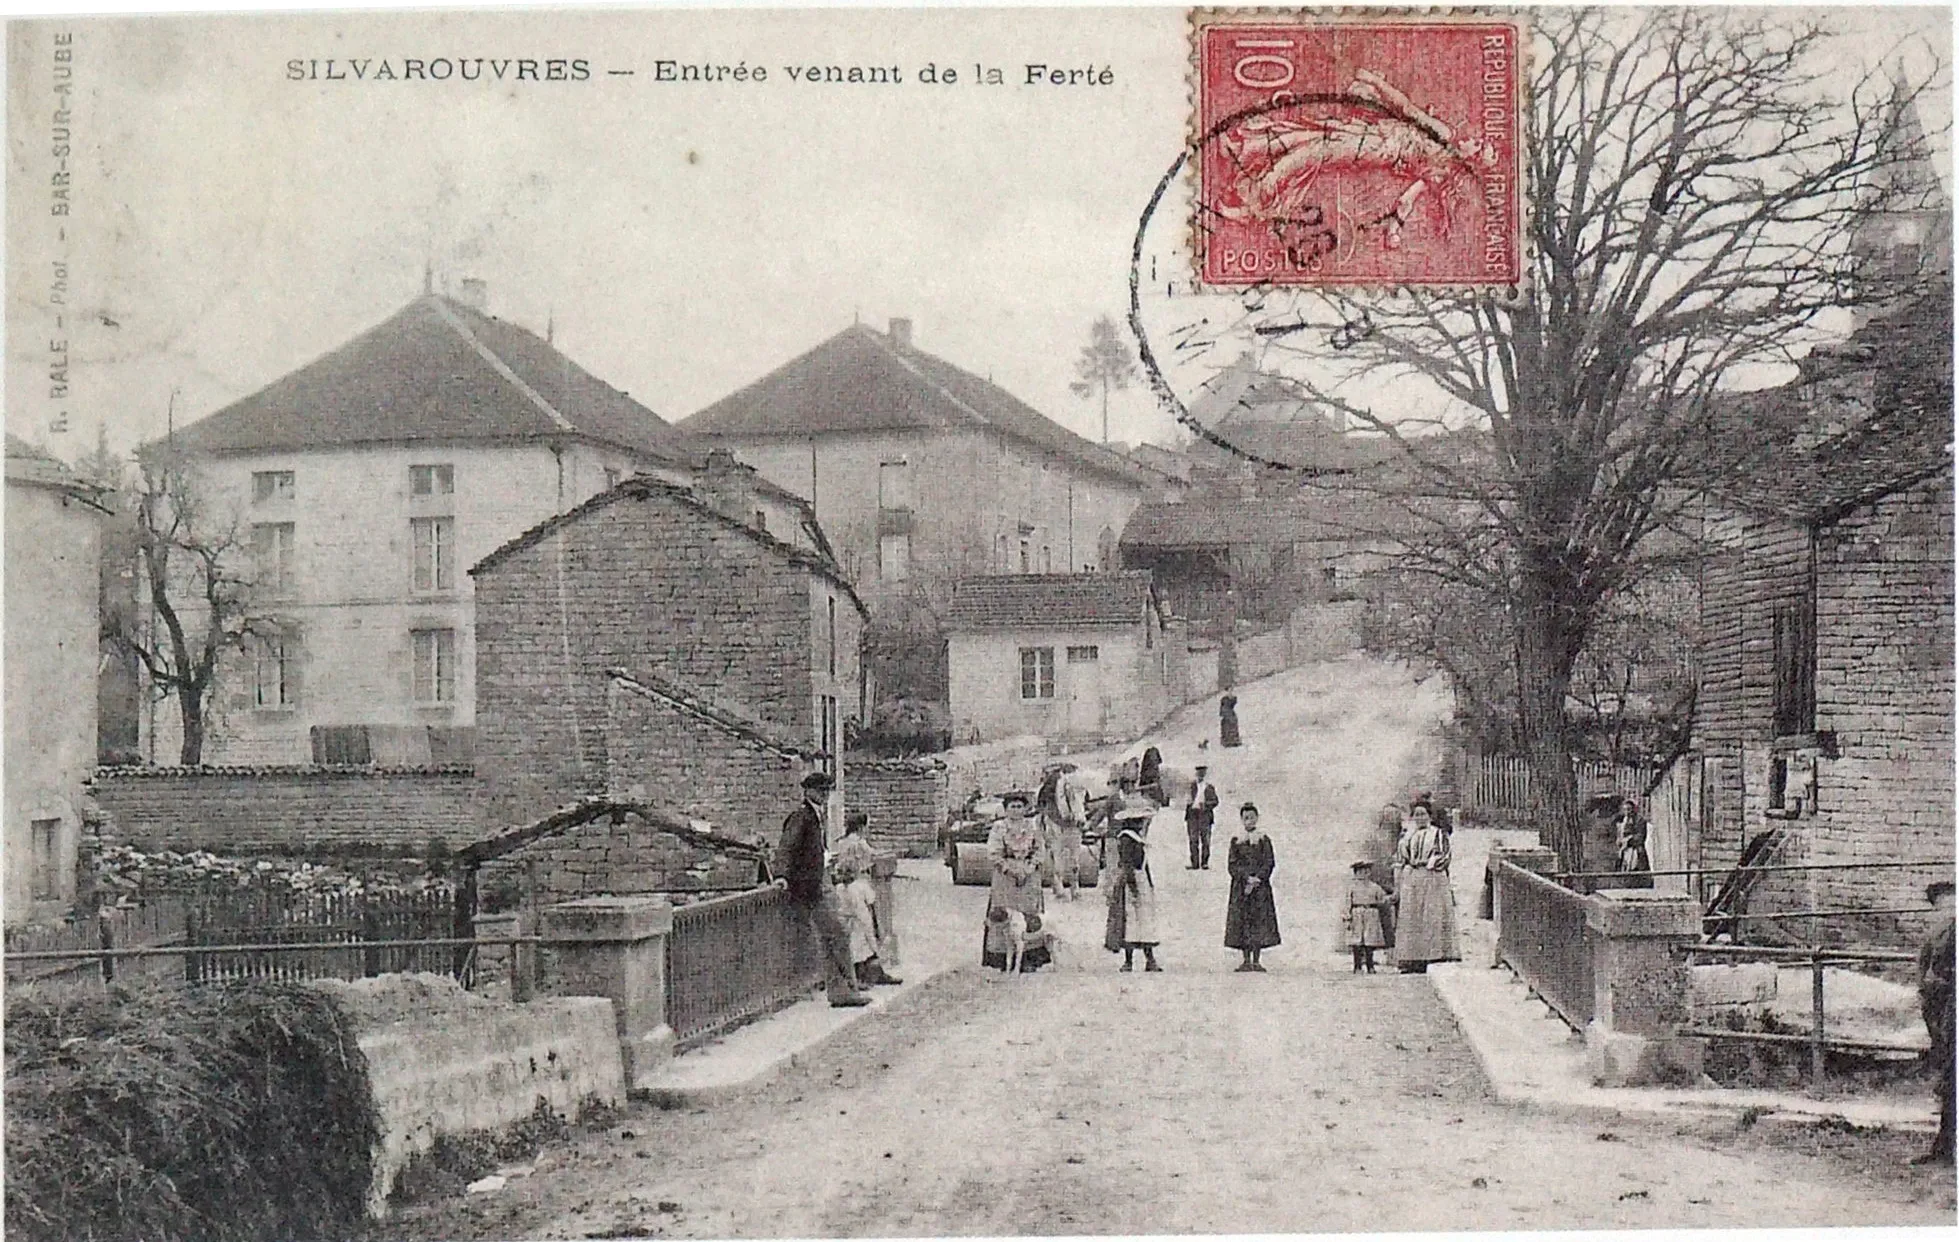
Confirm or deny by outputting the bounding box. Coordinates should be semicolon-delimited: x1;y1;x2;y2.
4;5;1950;463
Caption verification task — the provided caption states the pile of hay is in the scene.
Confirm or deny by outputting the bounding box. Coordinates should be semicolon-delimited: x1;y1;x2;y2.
5;980;380;1242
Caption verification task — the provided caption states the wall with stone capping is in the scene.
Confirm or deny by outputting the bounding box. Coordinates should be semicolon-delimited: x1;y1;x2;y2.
88;766;479;854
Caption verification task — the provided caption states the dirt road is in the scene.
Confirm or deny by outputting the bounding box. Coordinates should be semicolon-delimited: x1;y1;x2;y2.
388;659;1955;1239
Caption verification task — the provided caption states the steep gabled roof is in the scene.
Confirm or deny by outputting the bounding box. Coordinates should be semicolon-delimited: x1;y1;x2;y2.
1699;285;1953;524
166;295;706;468
470;473;865;614
943;571;1157;633
683;323;1155;489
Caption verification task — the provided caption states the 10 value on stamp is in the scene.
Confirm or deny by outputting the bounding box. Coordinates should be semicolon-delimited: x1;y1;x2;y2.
1193;12;1525;290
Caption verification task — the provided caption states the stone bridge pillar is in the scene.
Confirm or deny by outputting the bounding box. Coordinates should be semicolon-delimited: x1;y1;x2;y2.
539;895;675;1093
1584;889;1706;1087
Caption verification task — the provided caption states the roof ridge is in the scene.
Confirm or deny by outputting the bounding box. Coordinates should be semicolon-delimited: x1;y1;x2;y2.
857;327;993;431
430;296;578;435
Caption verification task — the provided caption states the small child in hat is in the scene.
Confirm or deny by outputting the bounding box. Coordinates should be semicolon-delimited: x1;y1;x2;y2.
1342;859;1393;974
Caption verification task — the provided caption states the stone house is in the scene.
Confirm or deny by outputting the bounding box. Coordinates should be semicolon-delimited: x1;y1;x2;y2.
944;572;1169;744
1691;286;1953;945
145;282;784;765
471;471;865;841
680;318;1161;601
5;436;109;920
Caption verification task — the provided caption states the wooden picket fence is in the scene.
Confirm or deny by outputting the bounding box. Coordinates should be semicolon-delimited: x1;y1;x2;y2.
1457;753;1663;817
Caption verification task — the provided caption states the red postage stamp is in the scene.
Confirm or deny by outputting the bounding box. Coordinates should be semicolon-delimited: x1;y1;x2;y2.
1192;13;1525;289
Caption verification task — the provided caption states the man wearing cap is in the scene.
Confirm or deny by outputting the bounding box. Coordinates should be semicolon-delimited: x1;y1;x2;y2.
1917;879;1955;1165
1185;763;1221;870
773;771;871;1007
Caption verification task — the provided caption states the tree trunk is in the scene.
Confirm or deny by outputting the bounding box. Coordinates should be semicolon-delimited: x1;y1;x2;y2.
177;690;205;766
1514;581;1586;871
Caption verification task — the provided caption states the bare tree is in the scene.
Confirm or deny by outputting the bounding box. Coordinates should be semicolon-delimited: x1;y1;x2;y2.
1070;314;1140;445
106;444;261;764
1257;10;1946;866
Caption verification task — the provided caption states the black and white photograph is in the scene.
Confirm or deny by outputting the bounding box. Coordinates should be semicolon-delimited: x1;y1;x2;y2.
2;5;1955;1240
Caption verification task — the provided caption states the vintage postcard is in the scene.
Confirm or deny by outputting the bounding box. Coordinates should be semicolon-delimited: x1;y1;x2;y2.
3;5;1954;1242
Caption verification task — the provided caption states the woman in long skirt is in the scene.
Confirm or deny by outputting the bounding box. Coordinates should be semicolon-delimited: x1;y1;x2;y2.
1392;803;1458;972
1223;802;1280;971
983;792;1050;971
1104;816;1161;971
1219;695;1242;748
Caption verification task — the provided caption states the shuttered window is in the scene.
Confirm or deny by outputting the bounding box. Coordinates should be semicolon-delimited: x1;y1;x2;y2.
1771;596;1816;738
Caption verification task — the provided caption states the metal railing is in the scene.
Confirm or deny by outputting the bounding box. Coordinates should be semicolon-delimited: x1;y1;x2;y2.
1678;942;1922;1094
666;885;823;1051
1492;859;1595;1029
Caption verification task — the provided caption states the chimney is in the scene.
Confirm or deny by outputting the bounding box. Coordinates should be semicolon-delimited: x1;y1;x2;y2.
457;278;489;313
888;318;913;348
696;448;761;526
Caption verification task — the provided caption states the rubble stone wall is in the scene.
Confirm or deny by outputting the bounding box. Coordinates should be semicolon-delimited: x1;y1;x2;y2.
88;765;479;854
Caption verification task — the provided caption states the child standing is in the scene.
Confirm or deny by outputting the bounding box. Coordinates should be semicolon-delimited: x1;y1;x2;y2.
1223;803;1281;972
1342;859;1392;974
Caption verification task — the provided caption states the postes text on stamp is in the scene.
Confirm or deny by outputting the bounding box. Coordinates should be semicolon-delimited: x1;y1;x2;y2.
1193;13;1524;289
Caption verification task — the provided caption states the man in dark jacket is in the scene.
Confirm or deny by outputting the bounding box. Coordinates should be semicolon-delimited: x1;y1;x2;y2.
1917;879;1955;1165
774;771;870;1007
1185;764;1220;870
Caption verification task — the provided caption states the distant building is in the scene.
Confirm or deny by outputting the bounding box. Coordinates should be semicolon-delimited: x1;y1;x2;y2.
944;572;1168;744
471;471;865;839
1692;285;1953;946
6;436;108;920
682;319;1161;599
147;285;763;765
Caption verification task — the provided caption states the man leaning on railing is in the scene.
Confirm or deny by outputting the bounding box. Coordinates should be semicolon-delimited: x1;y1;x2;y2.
771;771;873;1008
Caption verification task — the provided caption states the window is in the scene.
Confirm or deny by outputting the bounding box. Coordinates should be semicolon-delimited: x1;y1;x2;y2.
879;533;911;581
1067;645;1100;662
411;517;454;593
1020;647;1056;700
311;725;373;766
29;818;60;901
1771;596;1817;737
253;632;294;708
820;695;840;776
409;463;455;496
251;523;295;596
827;597;838;677
252;470;295;503
1019;537;1032;573
413;629;458;704
878;460;912;510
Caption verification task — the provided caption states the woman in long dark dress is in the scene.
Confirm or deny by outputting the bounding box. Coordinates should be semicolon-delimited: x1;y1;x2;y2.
1219;695;1242;748
1223;803;1280;971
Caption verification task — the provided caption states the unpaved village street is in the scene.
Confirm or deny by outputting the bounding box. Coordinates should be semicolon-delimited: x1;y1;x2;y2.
388;659;1956;1239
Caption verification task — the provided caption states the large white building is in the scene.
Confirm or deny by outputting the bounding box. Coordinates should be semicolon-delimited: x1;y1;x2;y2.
146;286;802;765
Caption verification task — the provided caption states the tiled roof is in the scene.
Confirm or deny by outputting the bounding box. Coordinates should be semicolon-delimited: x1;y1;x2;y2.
607;667;821;760
166;295;706;468
683;324;1155;489
943;571;1156;633
6;434;109;506
470;473;865;613
1121;481;1420;551
1698;286;1953;523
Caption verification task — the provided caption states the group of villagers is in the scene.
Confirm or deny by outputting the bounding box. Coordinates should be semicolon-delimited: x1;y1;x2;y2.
977;737;1459;976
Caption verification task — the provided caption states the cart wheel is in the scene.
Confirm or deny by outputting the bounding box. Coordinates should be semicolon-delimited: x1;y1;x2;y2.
952;842;990;886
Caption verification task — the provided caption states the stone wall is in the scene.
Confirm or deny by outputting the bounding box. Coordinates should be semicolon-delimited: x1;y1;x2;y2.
479;813;764;910
88;765;479;854
472;481;858;837
601;675;810;845
317;980;623;1216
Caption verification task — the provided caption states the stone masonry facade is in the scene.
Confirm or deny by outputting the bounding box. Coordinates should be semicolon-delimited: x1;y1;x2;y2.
1696;475;1955;946
472;479;864;837
88;766;479;855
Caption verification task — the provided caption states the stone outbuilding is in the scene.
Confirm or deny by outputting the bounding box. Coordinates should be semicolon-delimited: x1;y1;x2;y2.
471;471;866;841
1691;285;1954;946
944;571;1170;744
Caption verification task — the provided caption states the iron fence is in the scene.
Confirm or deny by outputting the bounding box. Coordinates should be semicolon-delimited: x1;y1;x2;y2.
1492;859;1595;1029
666;885;823;1051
